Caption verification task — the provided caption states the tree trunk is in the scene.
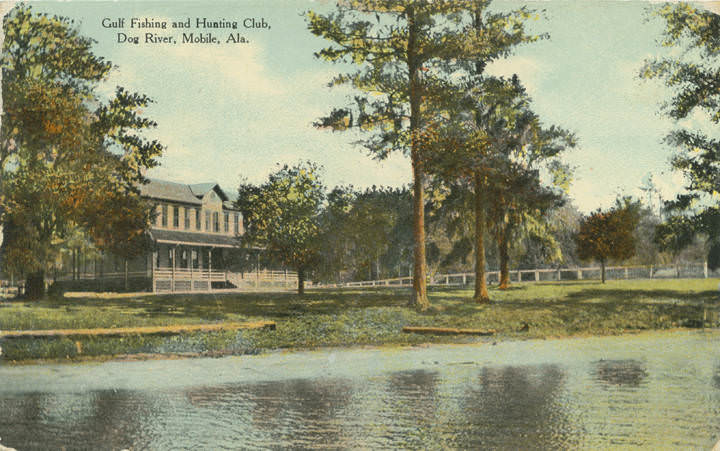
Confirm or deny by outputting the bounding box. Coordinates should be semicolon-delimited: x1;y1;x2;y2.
601;259;606;284
297;267;305;295
498;224;510;290
474;174;490;303
25;270;45;300
406;6;430;311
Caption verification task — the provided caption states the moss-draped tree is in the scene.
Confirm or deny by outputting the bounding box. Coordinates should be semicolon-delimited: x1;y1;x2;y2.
641;3;720;267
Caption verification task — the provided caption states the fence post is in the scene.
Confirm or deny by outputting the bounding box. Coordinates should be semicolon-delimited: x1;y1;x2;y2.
557;268;561;281
624;267;629;280
445;275;449;285
535;270;539;282
649;265;653;279
577;269;582;280
462;274;467;285
704;261;709;279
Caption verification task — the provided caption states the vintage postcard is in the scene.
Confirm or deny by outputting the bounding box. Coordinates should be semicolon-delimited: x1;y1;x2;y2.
1;1;719;449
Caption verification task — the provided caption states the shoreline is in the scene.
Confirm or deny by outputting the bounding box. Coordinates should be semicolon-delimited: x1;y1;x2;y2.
2;280;717;364
3;326;716;366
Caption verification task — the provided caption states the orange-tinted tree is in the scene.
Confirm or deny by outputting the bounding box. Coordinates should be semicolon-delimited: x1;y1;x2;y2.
576;200;640;283
1;5;162;298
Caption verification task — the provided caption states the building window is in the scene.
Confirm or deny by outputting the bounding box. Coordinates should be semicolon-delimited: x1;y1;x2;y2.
234;214;239;235
173;206;180;228
213;212;219;232
184;208;190;229
205;212;210;231
192;250;199;269
161;204;168;227
195;209;201;231
224;212;229;233
154;204;161;226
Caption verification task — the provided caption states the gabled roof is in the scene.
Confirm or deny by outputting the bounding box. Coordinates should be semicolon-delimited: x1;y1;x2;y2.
189;182;237;202
141;179;238;209
189;182;219;198
140;179;202;205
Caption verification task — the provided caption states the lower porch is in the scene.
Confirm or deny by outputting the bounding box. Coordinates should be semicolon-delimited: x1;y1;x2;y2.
50;230;299;293
152;240;298;293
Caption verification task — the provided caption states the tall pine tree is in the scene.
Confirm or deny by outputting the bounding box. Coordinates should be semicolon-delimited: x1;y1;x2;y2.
307;0;540;309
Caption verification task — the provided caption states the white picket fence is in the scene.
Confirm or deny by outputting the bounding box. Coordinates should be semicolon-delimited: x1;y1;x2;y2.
314;262;715;289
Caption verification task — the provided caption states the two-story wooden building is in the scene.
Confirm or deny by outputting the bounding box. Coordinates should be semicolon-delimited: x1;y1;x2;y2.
55;178;296;293
142;179;244;292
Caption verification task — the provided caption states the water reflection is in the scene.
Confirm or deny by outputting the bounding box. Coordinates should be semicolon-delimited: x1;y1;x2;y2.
456;365;576;449
592;359;648;387
378;369;442;449
0;390;153;451
2;333;720;449
184;378;354;448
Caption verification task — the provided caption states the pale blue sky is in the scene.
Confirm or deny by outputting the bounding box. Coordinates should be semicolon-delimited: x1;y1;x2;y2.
24;1;708;212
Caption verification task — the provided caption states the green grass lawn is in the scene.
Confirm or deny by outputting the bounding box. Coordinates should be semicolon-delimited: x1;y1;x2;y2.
1;278;718;362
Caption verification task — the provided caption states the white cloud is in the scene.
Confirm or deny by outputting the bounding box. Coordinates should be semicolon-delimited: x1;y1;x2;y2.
485;56;544;95
162;43;284;96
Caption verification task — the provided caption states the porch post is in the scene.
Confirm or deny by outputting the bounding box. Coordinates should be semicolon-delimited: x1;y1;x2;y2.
171;245;176;292
208;247;213;292
190;247;194;292
151;248;157;293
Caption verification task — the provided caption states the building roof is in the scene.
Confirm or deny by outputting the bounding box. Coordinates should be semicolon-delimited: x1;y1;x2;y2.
149;229;240;248
189;182;220;199
140;179;202;205
141;179;238;209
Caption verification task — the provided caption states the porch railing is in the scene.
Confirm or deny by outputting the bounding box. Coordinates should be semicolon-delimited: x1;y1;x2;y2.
152;268;299;292
153;268;226;293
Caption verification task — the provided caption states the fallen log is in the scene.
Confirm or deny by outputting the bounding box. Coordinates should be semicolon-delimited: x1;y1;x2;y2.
403;326;495;336
0;321;276;340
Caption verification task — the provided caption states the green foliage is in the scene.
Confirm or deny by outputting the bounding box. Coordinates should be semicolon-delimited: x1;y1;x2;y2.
307;0;544;308
424;75;575;288
641;2;720;263
0;4;162;292
239;162;326;293
317;185;413;282
307;1;544;157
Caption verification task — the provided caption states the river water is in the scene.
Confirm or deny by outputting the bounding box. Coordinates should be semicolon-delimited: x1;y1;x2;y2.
1;330;719;450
